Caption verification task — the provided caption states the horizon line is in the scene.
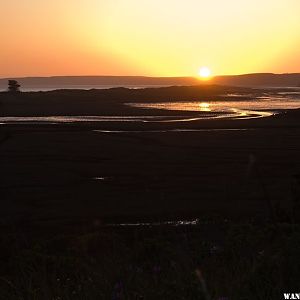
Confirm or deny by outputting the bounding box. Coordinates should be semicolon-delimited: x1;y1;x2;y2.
1;72;300;80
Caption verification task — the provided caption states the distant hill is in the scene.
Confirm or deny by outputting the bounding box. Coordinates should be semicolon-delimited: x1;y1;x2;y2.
214;73;300;88
0;73;300;90
0;76;199;90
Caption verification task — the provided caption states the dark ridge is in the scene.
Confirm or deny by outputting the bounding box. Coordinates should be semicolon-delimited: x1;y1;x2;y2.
1;73;300;89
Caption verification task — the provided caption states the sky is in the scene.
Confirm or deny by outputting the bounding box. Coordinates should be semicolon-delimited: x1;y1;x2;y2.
1;0;300;78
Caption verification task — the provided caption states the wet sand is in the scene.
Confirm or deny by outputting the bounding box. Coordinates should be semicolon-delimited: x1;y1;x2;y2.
0;87;299;227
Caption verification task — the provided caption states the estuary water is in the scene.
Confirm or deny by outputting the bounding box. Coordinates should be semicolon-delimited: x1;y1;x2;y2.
0;94;299;125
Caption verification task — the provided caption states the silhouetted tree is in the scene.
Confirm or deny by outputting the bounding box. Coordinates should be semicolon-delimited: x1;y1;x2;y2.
8;80;21;93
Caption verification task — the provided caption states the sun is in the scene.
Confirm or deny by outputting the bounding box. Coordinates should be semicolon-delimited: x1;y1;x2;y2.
198;67;212;80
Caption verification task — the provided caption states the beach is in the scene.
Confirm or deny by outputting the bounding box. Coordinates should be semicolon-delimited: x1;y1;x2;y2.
0;86;299;228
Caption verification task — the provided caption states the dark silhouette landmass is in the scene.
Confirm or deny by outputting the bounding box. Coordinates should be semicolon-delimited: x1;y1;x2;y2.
0;76;199;89
214;73;300;87
0;85;299;222
7;79;21;93
0;85;299;299
0;84;257;117
1;73;300;90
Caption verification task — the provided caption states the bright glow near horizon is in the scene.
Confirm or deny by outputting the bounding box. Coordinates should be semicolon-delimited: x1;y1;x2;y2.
0;0;300;78
199;67;212;79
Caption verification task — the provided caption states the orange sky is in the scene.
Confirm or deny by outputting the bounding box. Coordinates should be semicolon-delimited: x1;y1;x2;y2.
1;0;300;78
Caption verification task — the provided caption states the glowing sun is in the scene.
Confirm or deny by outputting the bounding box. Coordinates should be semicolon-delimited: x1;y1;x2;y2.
198;67;212;79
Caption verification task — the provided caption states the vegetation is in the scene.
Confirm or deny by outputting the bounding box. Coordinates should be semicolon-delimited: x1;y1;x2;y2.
8;80;21;93
0;220;299;299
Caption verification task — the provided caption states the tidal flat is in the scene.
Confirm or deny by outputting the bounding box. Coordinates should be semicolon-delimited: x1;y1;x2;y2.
0;85;299;299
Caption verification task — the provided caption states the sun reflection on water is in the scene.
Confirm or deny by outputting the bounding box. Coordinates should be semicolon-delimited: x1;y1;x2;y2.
199;102;211;112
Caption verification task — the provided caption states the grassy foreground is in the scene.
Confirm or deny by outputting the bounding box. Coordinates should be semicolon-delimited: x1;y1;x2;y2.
0;219;299;300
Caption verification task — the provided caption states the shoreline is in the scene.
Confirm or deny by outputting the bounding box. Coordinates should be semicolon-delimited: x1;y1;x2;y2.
0;86;299;227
